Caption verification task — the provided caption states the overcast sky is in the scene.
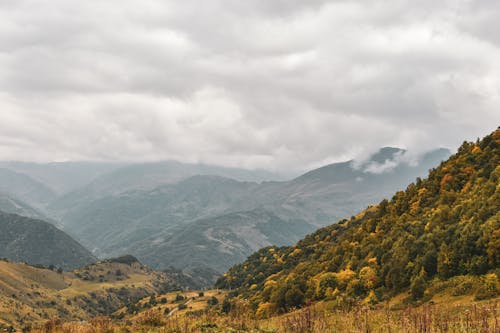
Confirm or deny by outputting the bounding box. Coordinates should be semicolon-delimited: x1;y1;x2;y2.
0;0;498;170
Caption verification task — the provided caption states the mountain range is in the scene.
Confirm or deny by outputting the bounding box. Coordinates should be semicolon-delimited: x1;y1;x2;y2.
0;147;450;285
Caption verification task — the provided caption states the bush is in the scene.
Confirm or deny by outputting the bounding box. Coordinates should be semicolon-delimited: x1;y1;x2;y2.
135;310;164;327
410;276;427;300
475;274;500;300
207;296;219;306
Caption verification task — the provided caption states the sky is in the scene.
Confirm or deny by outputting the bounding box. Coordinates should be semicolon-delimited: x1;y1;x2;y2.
0;0;499;171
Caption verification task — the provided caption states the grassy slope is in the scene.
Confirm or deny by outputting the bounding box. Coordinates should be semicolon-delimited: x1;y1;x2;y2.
0;259;180;330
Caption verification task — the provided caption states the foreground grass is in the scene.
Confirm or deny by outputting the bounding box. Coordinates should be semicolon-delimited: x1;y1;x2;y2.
29;297;499;333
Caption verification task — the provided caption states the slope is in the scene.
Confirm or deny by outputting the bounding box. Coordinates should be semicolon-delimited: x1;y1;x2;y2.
0;193;46;220
0;211;96;270
48;148;450;283
0;257;184;330
217;129;500;313
0;168;56;209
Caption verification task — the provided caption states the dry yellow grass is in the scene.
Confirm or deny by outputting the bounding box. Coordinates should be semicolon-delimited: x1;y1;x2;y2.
25;296;499;333
0;259;180;331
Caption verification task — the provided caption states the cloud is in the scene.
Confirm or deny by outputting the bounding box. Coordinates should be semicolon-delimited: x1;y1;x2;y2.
0;0;498;170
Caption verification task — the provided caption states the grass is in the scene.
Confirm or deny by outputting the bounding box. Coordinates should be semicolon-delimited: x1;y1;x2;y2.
2;260;498;332
26;292;499;333
0;260;180;331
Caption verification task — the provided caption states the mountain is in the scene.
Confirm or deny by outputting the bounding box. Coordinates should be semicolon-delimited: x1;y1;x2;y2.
48;148;450;284
0;168;56;209
0;193;46;220
216;129;500;314
52;175;259;256
46;161;287;219
0;211;96;270
0;161;122;195
132;209;315;283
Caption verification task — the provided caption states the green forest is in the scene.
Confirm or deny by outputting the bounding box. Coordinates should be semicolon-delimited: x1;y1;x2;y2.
217;129;500;316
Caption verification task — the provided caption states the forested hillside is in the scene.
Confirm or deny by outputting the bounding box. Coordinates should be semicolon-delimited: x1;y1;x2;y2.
217;129;500;315
0;211;96;270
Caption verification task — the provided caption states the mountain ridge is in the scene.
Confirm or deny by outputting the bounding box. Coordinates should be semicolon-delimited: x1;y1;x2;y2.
45;147;451;285
216;129;500;314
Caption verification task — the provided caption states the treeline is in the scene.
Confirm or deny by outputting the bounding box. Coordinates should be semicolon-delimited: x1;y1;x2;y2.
217;129;500;316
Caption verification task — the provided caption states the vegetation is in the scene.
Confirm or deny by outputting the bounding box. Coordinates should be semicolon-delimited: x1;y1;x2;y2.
217;129;500;314
0;259;183;330
0;211;96;270
27;296;500;332
49;147;448;286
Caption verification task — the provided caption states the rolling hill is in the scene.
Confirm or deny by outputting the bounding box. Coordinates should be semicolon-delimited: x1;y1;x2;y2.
0;256;184;330
216;129;500;314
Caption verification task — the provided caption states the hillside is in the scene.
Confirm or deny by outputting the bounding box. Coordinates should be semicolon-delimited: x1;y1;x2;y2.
132;209;315;280
46;148;449;284
0;257;183;330
0;194;46;220
217;129;500;314
0;168;56;209
0;211;96;270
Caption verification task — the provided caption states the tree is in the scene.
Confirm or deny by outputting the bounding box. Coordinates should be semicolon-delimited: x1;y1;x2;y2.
410;269;427;300
284;285;305;309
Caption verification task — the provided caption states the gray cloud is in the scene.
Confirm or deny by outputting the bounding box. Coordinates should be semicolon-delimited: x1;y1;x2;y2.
0;0;498;170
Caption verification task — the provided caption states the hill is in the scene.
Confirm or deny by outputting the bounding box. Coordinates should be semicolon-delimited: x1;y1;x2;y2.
0;258;184;330
216;129;500;314
47;148;450;284
0;211;96;270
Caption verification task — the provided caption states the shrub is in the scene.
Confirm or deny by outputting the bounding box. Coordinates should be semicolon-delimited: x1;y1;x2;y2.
475;274;500;300
135;310;164;327
207;296;219;306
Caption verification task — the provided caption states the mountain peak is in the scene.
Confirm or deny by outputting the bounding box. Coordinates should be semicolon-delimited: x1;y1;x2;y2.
368;147;405;163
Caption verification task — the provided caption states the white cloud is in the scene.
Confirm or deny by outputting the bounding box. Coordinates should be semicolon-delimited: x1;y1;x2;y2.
0;0;498;170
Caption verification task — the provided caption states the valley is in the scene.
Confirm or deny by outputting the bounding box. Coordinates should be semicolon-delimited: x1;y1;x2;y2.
0;148;451;285
0;129;497;332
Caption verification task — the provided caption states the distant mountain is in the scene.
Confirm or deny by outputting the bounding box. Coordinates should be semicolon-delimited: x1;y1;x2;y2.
217;129;499;313
53;175;257;256
47;161;288;219
0;211;96;270
132;209;315;282
0;161;122;194
0;193;46;220
0;168;56;208
48;148;450;284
